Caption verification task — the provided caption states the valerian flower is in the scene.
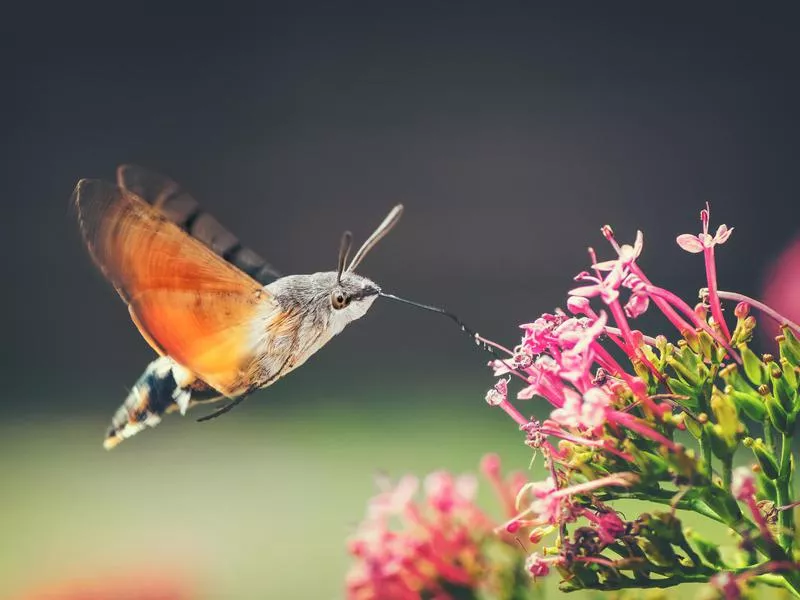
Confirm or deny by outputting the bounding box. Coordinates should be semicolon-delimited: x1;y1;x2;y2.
346;456;532;600
348;205;800;599
731;466;757;501
676;221;734;253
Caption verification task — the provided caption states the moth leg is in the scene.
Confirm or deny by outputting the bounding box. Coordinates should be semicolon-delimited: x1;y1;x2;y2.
195;355;293;423
195;393;250;422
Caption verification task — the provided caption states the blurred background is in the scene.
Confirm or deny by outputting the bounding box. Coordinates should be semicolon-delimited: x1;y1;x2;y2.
2;4;800;598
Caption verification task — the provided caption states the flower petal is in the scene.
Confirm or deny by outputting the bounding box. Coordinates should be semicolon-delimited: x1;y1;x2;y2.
568;285;601;298
676;234;705;253
633;230;644;256
714;224;734;245
593;259;618;271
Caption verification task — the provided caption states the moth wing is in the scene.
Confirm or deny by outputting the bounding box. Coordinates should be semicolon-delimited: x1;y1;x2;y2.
73;178;279;396
116;164;281;285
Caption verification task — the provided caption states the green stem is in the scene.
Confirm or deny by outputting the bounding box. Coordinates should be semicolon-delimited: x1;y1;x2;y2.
619;490;724;524
722;454;733;492
568;571;715;591
754;574;800;598
765;423;776;457
778;432;795;553
701;429;713;480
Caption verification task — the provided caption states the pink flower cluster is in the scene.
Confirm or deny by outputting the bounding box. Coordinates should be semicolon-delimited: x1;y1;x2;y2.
481;206;746;577
348;204;800;598
346;456;524;600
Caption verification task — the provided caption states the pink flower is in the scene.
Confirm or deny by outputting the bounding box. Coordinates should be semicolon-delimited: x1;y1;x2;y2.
525;552;562;578
622;273;650;318
595;229;644;270
485;378;508;406
554;312;607;355
520;312;567;354
424;471;478;514
367;474;419;520
567;295;592;315
731;467;757;501
519;477;561;525
710;572;741;600
347;463;525;600
517;355;562;402
676;205;734;253
570;267;624;304
517;473;637;527
550;388;611;431
594;510;626;545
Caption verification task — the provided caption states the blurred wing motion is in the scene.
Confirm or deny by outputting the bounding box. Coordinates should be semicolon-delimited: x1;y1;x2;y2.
116;164;281;285
73;178;279;397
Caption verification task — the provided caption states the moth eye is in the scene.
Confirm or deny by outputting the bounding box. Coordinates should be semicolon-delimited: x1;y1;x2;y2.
331;290;347;310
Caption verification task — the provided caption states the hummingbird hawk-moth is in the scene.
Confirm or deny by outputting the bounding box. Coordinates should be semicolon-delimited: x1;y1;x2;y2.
73;166;403;449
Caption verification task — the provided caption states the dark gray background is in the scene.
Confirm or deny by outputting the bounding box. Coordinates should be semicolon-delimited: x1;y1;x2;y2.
3;4;799;415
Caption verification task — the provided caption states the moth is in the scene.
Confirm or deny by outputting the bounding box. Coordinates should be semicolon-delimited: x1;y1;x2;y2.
74;166;403;448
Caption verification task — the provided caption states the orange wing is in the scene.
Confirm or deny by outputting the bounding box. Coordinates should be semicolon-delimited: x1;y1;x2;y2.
73;179;278;396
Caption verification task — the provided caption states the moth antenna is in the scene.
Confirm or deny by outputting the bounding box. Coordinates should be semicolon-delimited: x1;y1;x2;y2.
337;231;353;284
379;292;503;359
347;204;404;272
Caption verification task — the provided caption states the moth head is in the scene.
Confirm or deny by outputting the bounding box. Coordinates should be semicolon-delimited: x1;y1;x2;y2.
325;204;404;324
328;270;381;323
267;205;402;331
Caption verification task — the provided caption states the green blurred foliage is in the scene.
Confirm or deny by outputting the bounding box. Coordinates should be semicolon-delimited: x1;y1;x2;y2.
0;384;789;598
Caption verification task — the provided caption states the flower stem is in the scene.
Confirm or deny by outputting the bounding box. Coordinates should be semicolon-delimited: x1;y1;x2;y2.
703;246;732;340
722;454;733;492
778;432;795;553
765;424;776;460
701;429;713;481
716;290;800;336
617;490;724;524
754;574;800;598
570;571;715;591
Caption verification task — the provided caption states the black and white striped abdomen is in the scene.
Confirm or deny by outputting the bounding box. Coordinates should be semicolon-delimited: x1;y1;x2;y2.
104;356;218;449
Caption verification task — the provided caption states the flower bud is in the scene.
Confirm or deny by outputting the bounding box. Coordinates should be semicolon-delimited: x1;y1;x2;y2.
686;529;723;567
707;422;731;459
750;438;780;480
566;295;590;315
725;385;765;421
770;366;794;413
632;360;651;386
779;325;800;366
757;471;777;503
734;302;749;319
480;453;502;478
781;357;798;390
694;303;709;321
666;377;699;411
696;330;714;362
667;354;705;387
719;364;760;398
710;390;739;452
640;538;678;565
765;394;790;434
684;329;702;354
739;344;765;386
703;485;743;522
